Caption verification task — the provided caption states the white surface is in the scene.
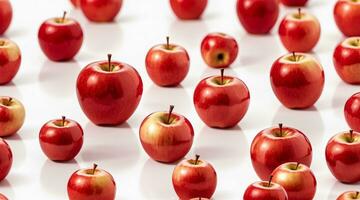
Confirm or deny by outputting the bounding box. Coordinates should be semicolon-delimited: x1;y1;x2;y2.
0;0;358;199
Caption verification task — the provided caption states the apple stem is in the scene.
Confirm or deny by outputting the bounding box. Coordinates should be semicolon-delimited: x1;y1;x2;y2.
0;40;4;46
62;116;66;126
61;11;67;23
195;154;200;165
107;54;112;72
298;8;301;19
279;123;283;137
167;105;175;124
92;163;98;175
268;175;273;187
355;191;359;198
166;36;170;49
292;52;297;61
350;130;354;142
296;162;300;170
220;69;225;85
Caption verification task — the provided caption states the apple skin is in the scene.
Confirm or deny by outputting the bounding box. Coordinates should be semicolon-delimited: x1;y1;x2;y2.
236;0;279;34
70;0;80;7
251;125;312;180
200;32;239;68
0;0;12;35
0;96;25;137
0;138;12;181
280;0;308;6
170;0;207;20
0;39;21;85
337;191;360;200
272;162;317;200
39;117;83;161
38;16;83;61
278;10;321;52
80;0;122;22
76;59;143;126
172;157;217;199
325;131;360;183
139;110;194;163
344;93;360;132
334;0;360;37
145;41;190;87
243;181;288;200
67;166;116;200
193;74;250;128
0;193;8;200
270;53;324;109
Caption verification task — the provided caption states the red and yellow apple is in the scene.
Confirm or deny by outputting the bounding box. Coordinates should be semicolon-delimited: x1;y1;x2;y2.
337;191;360;200
0;96;25;137
0;38;21;85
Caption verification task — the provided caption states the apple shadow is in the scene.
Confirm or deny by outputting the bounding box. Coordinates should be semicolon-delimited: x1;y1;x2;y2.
3;134;27;170
0;179;14;199
327;180;360;200
331;81;360;118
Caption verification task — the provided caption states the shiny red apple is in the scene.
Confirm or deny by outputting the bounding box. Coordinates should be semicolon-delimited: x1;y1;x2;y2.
200;32;239;68
337;191;360;200
80;0;122;22
172;155;217;199
38;12;83;61
194;69;250;128
0;0;12;35
279;8;321;52
68;164;116;200
270;53;324;109
334;0;360;37
244;176;288;200
39;116;83;161
145;37;190;87
139;105;194;163
170;0;207;20
0;193;8;200
344;93;360;132
281;0;308;6
272;162;317;200
0;138;12;181
76;54;143;126
70;0;80;7
236;0;279;34
0;96;25;137
0;38;21;85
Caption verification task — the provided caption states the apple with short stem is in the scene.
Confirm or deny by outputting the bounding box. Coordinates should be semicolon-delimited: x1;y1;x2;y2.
337;191;360;200
0;96;25;137
244;175;288;200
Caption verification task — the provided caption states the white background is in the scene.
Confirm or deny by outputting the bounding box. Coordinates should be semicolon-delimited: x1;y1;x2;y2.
0;0;359;199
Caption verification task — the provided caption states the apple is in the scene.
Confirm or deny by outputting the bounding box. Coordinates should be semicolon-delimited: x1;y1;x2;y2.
68;164;116;200
200;32;239;68
344;93;360;132
333;37;360;84
0;0;12;35
0;193;8;200
139;105;194;163
70;0;80;7
169;0;207;20
172;155;217;199
251;123;312;180
281;0;308;6
38;12;83;61
236;0;279;34
334;0;360;37
272;162;317;200
76;54;143;126
145;37;190;87
80;0;122;22
0;38;21;85
0;96;25;137
270;52;324;109
326;130;360;183
337;191;360;200
190;198;210;200
0;138;12;181
39;116;83;161
194;69;250;128
278;8;321;52
244;176;288;200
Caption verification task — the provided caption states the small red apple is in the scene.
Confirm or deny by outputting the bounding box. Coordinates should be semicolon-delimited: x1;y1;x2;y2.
344;93;360;132
0;96;25;137
145;37;190;87
68;164;116;200
279;8;321;52
243;176;288;200
80;0;122;22
169;0;207;20
236;0;279;34
139;105;194;163
200;32;239;68
337;191;360;200
0;38;21;85
0;0;12;35
70;0;80;7
334;0;360;37
0;193;8;200
194;69;250;128
39;116;83;161
38;12;83;61
281;0;308;6
0;138;12;181
272;162;317;200
76;54;143;126
190;198;210;200
172;155;217;199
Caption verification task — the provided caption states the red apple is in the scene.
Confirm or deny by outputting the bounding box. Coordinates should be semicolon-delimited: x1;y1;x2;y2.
236;0;279;34
194;69;250;128
333;37;360;84
145;37;190;87
334;0;360;37
80;0;122;22
172;155;217;199
278;8;321;52
139;105;194;163
0;138;12;181
200;32;239;68
68;164;116;200
280;0;308;6
169;0;207;20
38;12;83;61
244;176;288;200
190;198;210;200
337;191;360;200
251;123;312;180
326;130;360;183
0;38;21;85
344;93;360;132
270;53;324;109
0;96;25;137
70;0;80;7
0;193;8;200
0;0;12;35
39;116;83;161
272;162;317;200
76;54;143;126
